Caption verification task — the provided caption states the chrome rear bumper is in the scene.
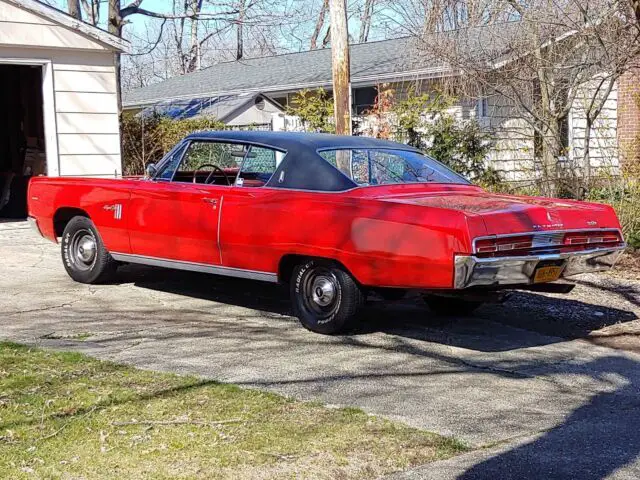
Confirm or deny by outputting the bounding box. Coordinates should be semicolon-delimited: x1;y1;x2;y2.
454;246;626;289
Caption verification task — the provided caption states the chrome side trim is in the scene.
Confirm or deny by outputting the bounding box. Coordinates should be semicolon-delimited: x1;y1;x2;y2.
110;252;278;283
472;228;624;253
454;245;626;289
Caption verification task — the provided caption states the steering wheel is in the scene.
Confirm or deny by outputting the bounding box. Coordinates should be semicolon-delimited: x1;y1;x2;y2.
192;164;231;185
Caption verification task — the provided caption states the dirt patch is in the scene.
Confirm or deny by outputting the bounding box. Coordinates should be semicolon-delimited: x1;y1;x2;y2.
611;252;640;281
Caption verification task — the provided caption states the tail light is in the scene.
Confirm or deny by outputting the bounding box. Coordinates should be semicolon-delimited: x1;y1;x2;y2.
475;236;533;254
563;231;622;246
474;230;623;256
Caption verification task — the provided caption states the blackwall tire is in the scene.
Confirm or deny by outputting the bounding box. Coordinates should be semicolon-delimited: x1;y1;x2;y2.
61;216;117;284
423;295;482;316
291;259;364;334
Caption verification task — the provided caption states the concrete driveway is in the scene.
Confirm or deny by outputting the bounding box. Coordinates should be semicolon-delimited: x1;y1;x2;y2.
2;220;640;479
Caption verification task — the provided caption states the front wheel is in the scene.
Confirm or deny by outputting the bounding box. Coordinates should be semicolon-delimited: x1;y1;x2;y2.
61;216;117;284
423;295;482;316
291;260;364;334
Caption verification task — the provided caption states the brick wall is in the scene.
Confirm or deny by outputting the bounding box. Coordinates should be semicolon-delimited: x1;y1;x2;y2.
617;68;640;171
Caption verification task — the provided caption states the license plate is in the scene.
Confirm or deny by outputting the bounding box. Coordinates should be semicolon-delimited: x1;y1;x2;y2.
533;266;563;283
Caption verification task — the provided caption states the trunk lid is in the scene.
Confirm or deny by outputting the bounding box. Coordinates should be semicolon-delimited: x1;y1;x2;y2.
375;188;619;235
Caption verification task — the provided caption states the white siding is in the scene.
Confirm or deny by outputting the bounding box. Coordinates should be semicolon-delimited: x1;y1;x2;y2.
0;2;107;51
225;100;283;126
0;1;53;24
56;112;119;134
569;79;619;175
58;154;121;176
0;43;121;176
483;94;536;182
55;91;118;114
54;69;117;93
0;0;121;178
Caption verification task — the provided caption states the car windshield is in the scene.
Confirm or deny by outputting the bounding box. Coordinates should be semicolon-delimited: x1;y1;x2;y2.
318;148;470;186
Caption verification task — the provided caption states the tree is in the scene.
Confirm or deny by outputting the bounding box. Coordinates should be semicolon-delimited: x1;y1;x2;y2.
389;0;640;196
286;88;335;133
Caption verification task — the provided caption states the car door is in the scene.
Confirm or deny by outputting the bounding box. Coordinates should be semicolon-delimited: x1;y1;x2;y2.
128;140;245;265
218;145;286;273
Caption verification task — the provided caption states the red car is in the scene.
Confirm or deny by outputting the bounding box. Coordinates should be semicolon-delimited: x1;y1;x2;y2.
28;131;625;333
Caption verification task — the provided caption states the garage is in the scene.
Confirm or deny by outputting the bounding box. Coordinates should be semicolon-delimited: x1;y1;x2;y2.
0;0;126;220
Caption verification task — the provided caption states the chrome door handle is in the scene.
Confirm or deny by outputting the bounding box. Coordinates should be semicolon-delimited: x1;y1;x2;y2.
203;198;218;208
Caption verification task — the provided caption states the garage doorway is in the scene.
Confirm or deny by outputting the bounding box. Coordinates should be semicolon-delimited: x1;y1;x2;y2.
0;64;46;220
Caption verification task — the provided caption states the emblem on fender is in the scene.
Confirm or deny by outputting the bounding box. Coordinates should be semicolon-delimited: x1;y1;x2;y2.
103;203;122;220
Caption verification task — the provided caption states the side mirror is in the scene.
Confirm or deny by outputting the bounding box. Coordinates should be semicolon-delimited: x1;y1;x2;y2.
145;163;158;179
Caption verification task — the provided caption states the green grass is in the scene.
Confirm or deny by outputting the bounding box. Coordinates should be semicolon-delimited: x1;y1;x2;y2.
0;342;467;479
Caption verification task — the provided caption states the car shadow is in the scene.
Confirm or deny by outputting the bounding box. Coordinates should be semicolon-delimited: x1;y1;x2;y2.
113;263;637;354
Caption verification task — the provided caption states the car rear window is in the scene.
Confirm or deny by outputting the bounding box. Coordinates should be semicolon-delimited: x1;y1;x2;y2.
318;149;470;186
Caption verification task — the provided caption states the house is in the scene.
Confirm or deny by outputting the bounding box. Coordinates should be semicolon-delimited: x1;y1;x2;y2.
123;34;639;182
0;0;126;219
135;92;284;129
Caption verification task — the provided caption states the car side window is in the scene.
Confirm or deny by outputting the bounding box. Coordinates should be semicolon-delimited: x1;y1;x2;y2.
236;146;284;188
172;141;248;185
156;144;186;181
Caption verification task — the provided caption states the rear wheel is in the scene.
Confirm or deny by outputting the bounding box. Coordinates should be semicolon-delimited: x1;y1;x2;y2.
291;259;364;334
61;216;117;284
423;295;482;316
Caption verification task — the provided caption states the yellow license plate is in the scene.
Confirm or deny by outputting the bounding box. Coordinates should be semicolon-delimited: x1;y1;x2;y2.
533;266;563;283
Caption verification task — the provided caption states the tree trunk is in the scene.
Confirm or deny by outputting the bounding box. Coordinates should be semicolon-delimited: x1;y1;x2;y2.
359;0;374;43
237;1;245;60
329;0;351;135
108;0;123;112
541;122;561;196
311;0;329;49
186;0;204;72
68;0;82;19
582;116;592;197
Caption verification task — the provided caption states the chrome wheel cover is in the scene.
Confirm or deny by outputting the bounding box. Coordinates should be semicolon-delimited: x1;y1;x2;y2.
69;229;97;271
301;267;341;319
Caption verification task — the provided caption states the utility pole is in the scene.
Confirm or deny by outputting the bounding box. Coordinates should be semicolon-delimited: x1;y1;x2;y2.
329;0;351;135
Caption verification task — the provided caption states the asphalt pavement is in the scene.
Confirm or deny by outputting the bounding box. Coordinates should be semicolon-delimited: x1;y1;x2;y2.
1;220;640;479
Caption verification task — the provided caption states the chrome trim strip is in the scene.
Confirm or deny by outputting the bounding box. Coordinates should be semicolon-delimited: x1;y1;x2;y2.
472;228;624;253
454;245;626;289
110;252;278;283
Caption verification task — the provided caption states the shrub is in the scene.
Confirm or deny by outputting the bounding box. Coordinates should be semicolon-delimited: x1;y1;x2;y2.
286;88;335;133
120;113;224;176
587;178;640;250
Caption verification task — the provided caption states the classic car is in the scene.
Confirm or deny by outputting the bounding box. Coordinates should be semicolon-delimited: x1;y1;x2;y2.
28;131;626;334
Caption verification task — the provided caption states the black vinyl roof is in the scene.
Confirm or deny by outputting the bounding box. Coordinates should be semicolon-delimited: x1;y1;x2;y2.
183;131;421;192
186;130;420;153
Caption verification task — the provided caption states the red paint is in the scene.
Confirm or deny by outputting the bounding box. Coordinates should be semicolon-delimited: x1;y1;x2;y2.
28;178;623;289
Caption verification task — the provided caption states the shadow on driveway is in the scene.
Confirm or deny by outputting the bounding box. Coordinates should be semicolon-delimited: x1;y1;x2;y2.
105;264;640;479
114;263;637;353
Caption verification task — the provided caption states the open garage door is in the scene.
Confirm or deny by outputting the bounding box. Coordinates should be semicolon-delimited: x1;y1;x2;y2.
0;64;46;220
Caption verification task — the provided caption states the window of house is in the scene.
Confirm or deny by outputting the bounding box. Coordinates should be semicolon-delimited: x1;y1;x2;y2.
353;87;378;115
476;97;489;118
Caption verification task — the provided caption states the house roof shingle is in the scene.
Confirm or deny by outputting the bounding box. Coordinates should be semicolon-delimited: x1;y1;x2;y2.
123;36;448;108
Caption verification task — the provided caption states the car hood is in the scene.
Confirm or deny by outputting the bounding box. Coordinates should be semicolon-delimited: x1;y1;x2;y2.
376;190;618;235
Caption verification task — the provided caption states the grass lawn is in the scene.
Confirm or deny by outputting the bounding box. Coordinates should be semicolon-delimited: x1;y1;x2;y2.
0;342;467;479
